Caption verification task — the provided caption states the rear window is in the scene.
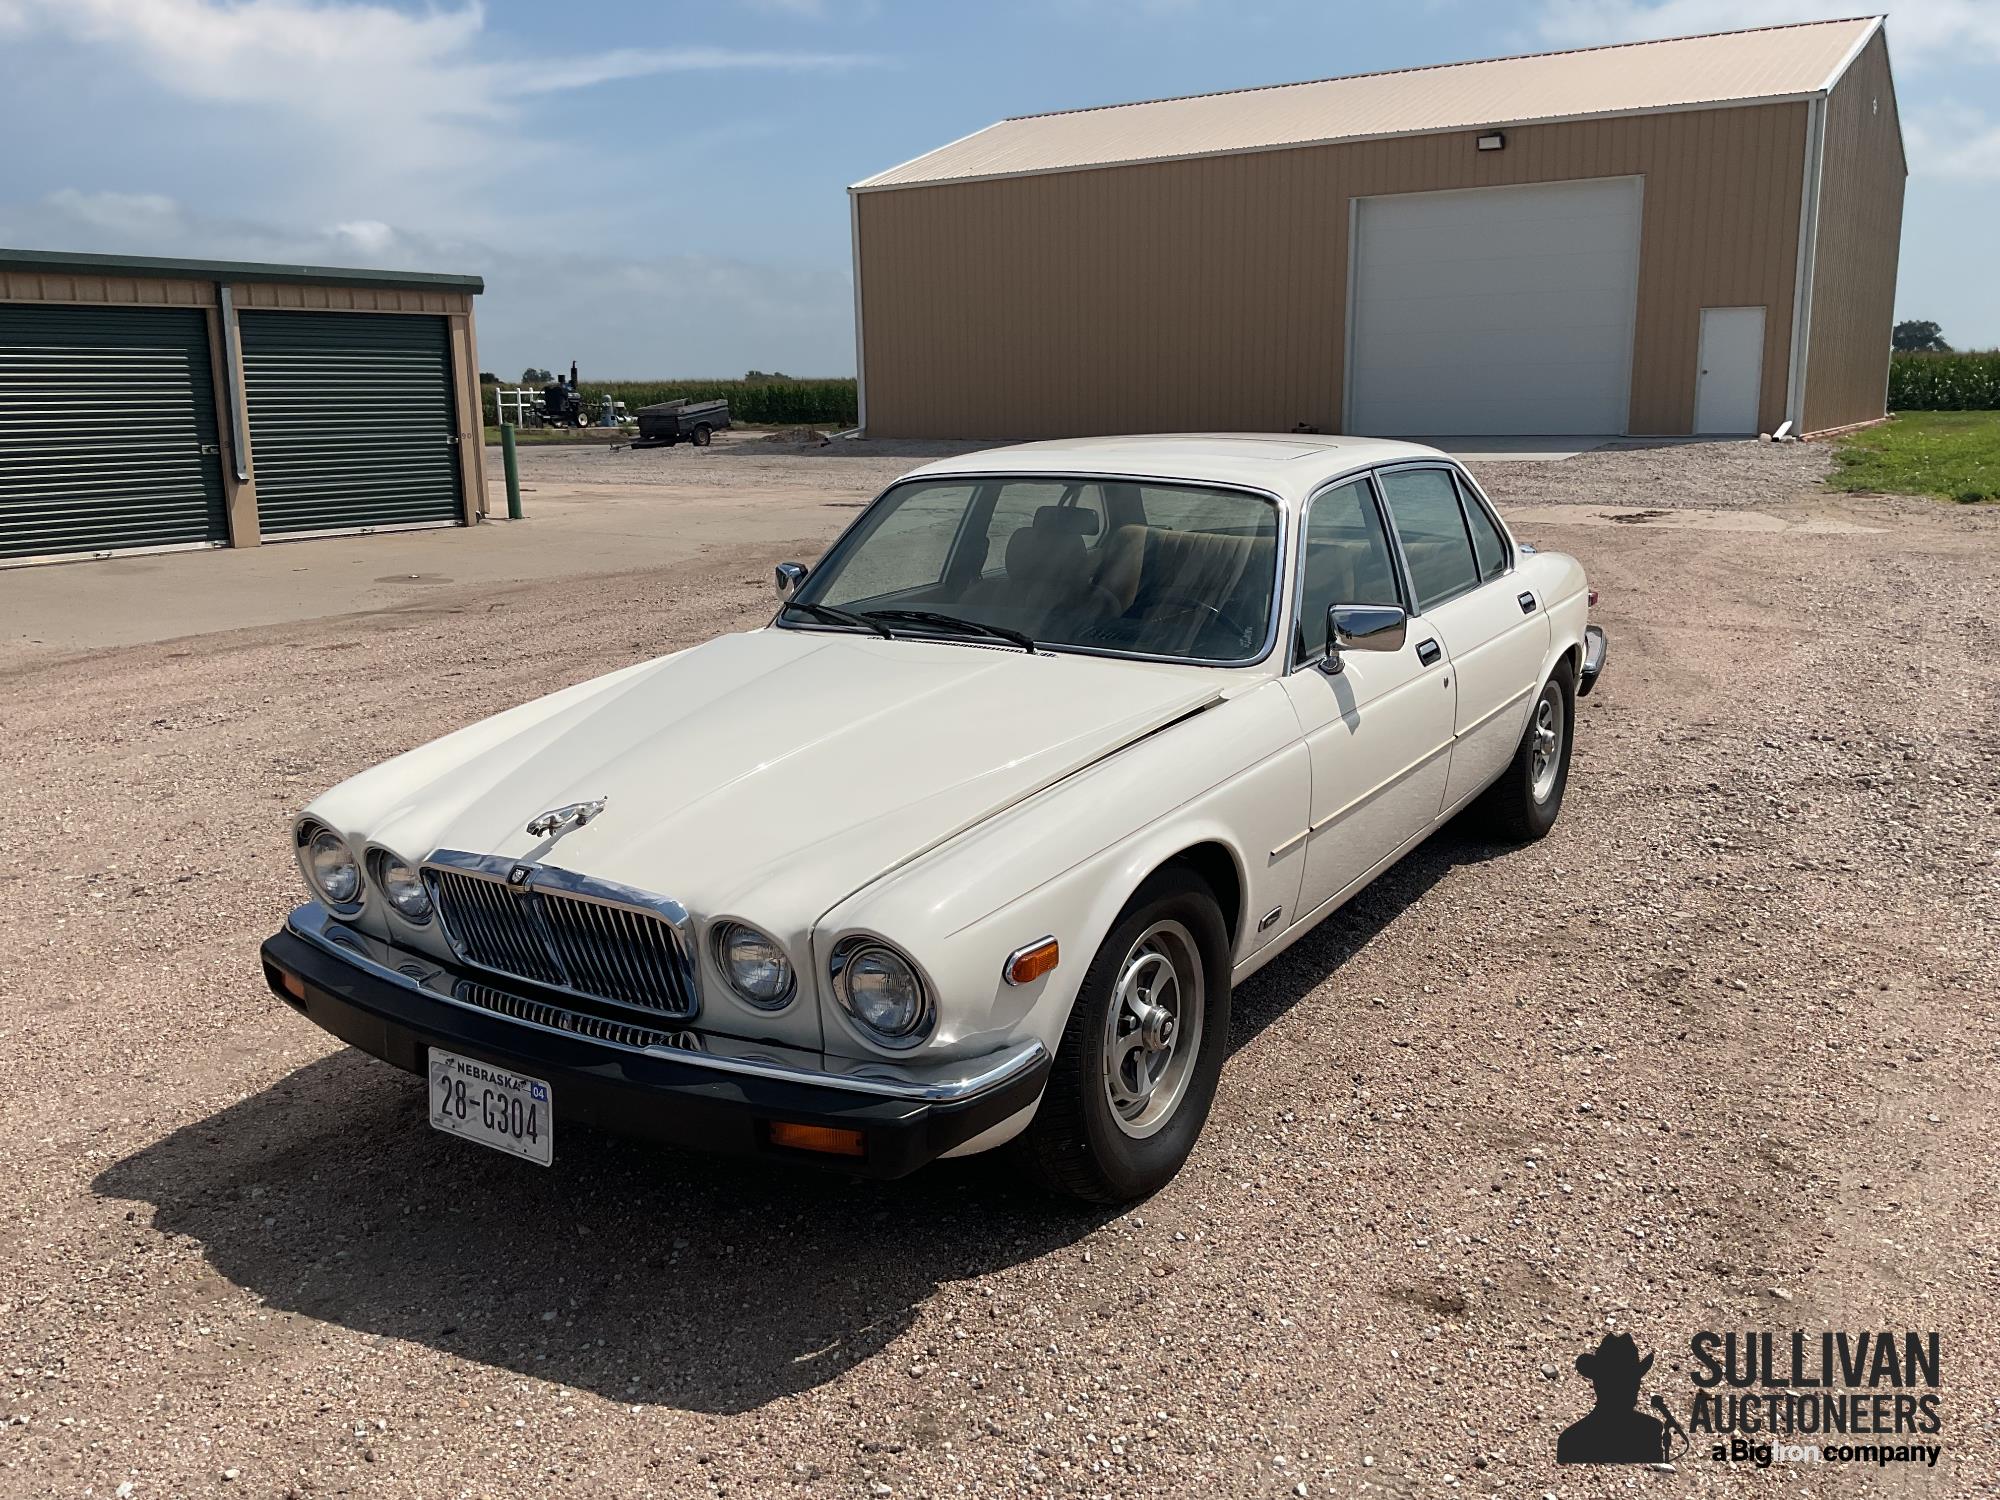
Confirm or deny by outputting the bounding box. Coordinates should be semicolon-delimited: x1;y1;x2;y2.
1457;478;1510;580
1379;468;1479;610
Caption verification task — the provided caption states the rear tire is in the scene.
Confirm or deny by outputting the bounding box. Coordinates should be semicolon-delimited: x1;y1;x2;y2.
1481;659;1575;841
691;424;712;447
1021;867;1231;1202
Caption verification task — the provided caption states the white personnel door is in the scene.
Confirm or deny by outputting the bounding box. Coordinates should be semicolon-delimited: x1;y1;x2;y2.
1348;177;1643;436
1694;306;1766;435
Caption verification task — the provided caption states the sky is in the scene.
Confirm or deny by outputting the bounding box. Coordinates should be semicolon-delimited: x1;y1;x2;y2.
0;0;1992;379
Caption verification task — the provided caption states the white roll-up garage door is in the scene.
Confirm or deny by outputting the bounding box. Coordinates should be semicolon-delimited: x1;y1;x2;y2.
1347;177;1643;436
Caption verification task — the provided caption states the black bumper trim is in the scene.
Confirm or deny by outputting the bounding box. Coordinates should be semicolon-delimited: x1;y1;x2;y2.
260;927;1051;1179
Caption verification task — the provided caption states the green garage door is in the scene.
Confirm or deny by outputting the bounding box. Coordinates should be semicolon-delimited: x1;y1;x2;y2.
240;311;463;535
0;304;228;562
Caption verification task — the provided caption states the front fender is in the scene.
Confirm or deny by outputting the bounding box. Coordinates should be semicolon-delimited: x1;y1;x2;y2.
814;679;1309;1063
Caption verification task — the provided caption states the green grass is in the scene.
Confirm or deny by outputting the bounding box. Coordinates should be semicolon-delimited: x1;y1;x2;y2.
1829;411;2000;503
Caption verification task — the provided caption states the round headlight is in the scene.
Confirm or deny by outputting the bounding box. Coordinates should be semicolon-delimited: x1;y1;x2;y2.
714;921;794;1007
833;941;931;1046
368;849;432;924
300;824;362;911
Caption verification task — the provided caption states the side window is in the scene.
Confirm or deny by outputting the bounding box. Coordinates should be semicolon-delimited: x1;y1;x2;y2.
817;482;972;606
1379;467;1479;610
981;482;1105;575
1297;479;1402;661
1456;475;1509;580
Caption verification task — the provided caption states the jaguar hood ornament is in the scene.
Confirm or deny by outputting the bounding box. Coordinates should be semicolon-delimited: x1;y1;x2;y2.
525;797;607;839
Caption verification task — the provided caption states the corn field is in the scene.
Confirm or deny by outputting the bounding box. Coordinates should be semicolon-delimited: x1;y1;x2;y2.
483;378;857;428
1888;351;2000;411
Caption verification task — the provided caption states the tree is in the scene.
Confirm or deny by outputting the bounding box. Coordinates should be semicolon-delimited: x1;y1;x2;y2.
744;369;791;382
1892;320;1951;353
520;366;553;384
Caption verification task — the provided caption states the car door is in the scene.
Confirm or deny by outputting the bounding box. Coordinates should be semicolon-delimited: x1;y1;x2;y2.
1376;464;1550;814
1278;475;1457;925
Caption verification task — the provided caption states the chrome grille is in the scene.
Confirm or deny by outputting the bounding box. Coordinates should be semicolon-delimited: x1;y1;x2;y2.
426;868;563;986
423;854;699;1019
452;980;701;1053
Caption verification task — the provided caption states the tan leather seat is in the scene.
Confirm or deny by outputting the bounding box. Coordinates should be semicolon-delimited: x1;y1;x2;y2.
1096;525;1273;654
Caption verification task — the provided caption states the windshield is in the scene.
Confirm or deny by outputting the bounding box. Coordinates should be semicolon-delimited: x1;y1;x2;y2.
786;476;1281;664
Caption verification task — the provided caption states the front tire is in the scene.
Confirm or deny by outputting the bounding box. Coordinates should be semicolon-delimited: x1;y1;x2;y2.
1482;659;1575;841
1021;868;1231;1202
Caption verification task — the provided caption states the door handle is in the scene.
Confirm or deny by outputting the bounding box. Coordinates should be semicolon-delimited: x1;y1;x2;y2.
1518;591;1538;614
1415;639;1442;666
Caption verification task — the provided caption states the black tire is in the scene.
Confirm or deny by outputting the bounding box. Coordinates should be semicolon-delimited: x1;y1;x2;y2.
691;424;712;447
1481;658;1576;841
1020;866;1231;1202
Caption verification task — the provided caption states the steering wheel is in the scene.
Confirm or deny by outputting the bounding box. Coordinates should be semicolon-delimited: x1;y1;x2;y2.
1143;590;1257;648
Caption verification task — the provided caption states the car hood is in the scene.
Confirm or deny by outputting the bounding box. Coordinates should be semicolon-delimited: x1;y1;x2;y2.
313;627;1226;924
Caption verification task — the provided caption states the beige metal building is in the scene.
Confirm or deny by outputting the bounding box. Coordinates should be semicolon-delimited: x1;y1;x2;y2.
851;17;1904;440
1;249;485;565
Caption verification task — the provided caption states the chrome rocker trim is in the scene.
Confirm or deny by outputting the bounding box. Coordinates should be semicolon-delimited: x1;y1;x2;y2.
285;901;1048;1106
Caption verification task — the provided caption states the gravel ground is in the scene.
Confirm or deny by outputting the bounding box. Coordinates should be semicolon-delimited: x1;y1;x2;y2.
510;428;1841;512
3;441;1997;1498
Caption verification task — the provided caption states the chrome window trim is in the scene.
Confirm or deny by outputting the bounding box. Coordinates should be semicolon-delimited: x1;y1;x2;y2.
421;848;703;1020
1286;468;1410;673
1447;464;1517;583
1372;460;1490;615
285;901;1047;1104
777;469;1291;671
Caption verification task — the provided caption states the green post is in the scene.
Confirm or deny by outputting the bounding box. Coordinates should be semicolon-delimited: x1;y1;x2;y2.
500;421;522;520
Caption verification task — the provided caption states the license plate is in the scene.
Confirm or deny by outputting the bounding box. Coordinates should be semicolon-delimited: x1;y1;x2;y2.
427;1048;553;1166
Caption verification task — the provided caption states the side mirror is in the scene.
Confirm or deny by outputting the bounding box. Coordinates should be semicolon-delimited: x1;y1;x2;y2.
1320;603;1407;675
774;561;808;598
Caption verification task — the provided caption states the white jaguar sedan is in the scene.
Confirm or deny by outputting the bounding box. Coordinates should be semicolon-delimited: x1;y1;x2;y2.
262;434;1605;1201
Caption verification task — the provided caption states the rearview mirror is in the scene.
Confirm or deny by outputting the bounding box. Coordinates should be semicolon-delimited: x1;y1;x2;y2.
1320;603;1407;674
774;561;808;598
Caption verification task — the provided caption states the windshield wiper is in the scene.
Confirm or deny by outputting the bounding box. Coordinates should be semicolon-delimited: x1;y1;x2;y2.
864;609;1037;654
782;600;894;639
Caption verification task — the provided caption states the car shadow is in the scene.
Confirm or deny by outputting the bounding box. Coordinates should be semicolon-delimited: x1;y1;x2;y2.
93;825;1503;1415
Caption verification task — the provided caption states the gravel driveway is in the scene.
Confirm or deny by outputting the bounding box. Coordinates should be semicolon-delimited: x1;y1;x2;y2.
2;440;1995;1497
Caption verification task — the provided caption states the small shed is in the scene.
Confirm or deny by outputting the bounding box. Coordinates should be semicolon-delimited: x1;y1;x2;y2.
850;17;1904;441
0;249;486;564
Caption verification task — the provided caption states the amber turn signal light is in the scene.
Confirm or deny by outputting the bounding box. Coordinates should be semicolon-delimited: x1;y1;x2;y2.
278;969;306;1001
765;1121;866;1157
1003;936;1060;986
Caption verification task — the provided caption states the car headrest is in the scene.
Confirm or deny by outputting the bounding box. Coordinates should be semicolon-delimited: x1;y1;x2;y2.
1033;505;1100;536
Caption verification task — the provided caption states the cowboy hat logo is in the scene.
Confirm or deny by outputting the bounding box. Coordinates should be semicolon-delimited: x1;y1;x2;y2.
1556;1333;1673;1465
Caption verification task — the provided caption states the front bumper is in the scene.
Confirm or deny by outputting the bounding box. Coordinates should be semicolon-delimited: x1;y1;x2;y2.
259;903;1050;1179
1578;624;1609;697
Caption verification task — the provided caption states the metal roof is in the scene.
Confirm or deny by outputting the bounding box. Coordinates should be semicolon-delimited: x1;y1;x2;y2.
0;246;483;294
856;16;1882;191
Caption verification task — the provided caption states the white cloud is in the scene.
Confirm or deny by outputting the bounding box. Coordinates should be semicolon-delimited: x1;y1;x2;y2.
1532;0;2000;67
0;191;855;378
1903;102;2000;177
0;0;879;227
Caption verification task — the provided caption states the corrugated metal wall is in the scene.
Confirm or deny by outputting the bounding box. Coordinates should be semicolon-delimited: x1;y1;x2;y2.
0;305;227;561
857;102;1809;439
1803;32;1904;435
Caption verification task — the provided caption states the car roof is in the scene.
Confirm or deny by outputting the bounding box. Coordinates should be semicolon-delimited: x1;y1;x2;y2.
901;433;1452;504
